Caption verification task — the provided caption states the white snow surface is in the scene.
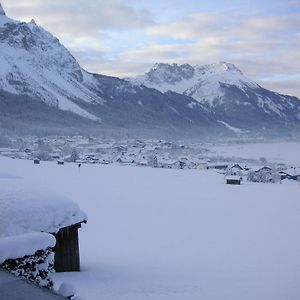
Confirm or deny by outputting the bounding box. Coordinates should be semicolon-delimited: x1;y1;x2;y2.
0;232;56;263
210;141;300;165
0;183;87;237
217;120;245;134
0;151;299;300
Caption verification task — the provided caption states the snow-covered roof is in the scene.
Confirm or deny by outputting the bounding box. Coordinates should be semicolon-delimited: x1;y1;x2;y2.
226;175;241;180
285;167;300;176
0;185;87;237
251;166;272;172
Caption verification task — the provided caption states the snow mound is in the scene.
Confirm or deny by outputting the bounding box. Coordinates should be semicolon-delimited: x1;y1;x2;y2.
0;232;55;263
0;184;87;237
56;282;76;298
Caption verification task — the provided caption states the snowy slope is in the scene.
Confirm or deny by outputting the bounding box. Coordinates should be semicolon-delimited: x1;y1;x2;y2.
129;62;300;132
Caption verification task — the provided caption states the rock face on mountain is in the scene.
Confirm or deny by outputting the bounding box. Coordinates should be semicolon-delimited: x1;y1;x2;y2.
0;4;299;138
129;63;300;134
0;3;6;16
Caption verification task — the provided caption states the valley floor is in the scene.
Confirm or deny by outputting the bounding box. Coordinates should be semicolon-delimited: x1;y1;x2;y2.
0;155;300;300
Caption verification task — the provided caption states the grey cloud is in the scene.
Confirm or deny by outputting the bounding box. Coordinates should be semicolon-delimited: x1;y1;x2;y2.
3;0;154;38
258;78;300;98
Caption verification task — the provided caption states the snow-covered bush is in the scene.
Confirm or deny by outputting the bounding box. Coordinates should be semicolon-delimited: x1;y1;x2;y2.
36;150;51;161
247;170;280;183
1;247;55;288
70;149;79;162
148;154;158;168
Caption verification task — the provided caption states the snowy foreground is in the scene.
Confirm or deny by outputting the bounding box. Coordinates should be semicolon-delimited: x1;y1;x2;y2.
1;155;300;300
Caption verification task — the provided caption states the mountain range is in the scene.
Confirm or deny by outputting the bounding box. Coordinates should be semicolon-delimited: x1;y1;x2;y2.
0;3;299;138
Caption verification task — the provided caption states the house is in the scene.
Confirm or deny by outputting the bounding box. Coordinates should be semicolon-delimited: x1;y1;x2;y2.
226;175;241;185
33;159;40;164
0;186;87;273
207;162;229;170
283;167;300;181
248;166;276;183
278;171;288;180
230;163;243;170
254;166;272;173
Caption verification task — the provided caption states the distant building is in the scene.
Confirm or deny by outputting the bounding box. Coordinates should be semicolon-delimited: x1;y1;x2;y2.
226;176;241;185
33;159;40;164
280;167;300;181
248;166;277;183
207;163;229;170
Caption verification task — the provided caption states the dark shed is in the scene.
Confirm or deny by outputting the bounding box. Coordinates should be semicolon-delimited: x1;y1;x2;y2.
226;176;241;185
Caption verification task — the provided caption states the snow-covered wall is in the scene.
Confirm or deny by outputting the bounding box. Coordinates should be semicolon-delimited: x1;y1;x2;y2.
0;232;56;288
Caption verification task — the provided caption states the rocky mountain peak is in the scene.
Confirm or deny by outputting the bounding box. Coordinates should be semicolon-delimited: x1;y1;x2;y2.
147;63;195;84
0;3;6;16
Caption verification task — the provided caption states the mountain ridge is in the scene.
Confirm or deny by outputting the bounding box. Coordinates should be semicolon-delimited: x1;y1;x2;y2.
128;62;300;133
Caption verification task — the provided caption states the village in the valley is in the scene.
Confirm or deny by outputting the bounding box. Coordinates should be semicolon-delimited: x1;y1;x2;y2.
0;136;300;185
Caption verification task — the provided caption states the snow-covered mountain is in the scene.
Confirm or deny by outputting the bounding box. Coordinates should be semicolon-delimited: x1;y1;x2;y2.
0;5;225;137
1;3;299;138
0;6;102;121
129;62;300;133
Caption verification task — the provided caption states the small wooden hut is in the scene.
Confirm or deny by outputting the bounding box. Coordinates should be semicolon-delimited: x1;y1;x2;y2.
226;175;241;185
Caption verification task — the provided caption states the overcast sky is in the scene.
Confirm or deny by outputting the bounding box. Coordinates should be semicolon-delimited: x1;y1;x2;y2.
2;0;300;97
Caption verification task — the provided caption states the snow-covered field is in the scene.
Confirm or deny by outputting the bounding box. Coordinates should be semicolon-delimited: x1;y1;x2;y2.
210;141;300;165
1;154;300;300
